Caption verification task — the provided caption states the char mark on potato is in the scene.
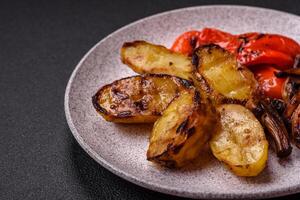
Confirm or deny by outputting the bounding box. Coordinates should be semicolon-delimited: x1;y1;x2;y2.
194;91;201;104
111;88;129;100
176;119;189;134
134;99;148;111
117;111;132;118
187;127;196;137
92;93;108;114
190;36;198;49
191;53;199;68
178;79;193;88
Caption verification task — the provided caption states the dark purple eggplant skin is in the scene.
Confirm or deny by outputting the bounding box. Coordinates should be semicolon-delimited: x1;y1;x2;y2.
275;68;300;78
291;105;300;148
270;99;286;115
246;99;292;157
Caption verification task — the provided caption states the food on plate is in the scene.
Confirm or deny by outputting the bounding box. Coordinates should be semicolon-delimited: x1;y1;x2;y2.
121;41;194;81
246;98;292;157
172;28;300;70
93;27;300;176
275;68;300;78
281;76;300;102
237;33;300;69
271;72;300;152
210;104;268;176
122;41;257;104
171;28;240;55
92;74;193;123
280;77;300;148
291;105;300;148
252;66;286;99
147;90;219;167
193;44;257;104
171;28;300;99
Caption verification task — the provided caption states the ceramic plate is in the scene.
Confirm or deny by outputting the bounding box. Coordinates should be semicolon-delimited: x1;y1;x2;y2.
65;5;300;199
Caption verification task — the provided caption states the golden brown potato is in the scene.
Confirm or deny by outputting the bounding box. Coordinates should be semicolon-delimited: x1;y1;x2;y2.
194;45;257;104
92;74;194;123
210;104;268;177
121;41;194;81
147;90;219;167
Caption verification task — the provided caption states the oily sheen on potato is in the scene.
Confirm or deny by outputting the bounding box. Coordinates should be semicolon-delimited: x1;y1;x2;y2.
147;90;219;167
194;45;257;104
210;104;268;176
121;41;257;105
121;41;194;81
92;74;193;123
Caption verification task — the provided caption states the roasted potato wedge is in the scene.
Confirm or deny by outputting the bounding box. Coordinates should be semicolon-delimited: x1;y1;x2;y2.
194;45;257;104
147;90;219;167
210;104;268;177
121;41;194;80
92;74;193;123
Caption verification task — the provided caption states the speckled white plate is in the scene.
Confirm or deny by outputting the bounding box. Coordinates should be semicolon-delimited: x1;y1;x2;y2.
65;5;300;199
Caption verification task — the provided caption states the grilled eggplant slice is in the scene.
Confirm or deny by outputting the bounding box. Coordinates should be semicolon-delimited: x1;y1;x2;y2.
121;41;194;80
92;74;193;123
282;77;300;102
284;92;300;148
147;90;219;168
210;104;268;176
246;98;292;157
194;45;257;104
291;104;300;148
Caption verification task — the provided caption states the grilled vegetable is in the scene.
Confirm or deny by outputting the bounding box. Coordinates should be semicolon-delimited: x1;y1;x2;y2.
121;41;194;80
283;89;300;148
260;103;292;157
283;92;300;123
246;99;292;157
281;76;300;148
171;28;300;69
252;66;286;99
194;45;257;104
238;33;300;69
282;77;300;102
275;68;300;78
92;74;193;123
270;98;286;115
147;90;219;167
171;28;240;55
291;104;300;148
210;104;268;176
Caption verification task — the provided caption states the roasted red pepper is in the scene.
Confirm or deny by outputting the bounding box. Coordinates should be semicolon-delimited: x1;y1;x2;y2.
171;30;202;55
237;33;300;70
171;28;300;99
172;29;300;69
171;28;241;55
251;66;286;99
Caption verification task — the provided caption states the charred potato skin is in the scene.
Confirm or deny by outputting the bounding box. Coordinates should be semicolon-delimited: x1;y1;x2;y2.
121;41;194;81
193;44;258;105
92;74;193;123
147;90;219;168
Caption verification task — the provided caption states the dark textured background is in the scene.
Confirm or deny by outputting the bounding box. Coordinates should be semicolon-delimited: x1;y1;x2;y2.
1;0;300;199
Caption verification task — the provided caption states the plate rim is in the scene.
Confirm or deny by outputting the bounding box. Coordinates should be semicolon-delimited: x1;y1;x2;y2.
64;5;300;199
